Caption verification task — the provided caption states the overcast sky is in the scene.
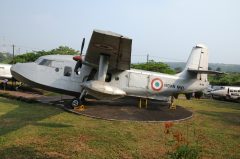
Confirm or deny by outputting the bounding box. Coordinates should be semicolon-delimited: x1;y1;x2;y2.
0;0;239;64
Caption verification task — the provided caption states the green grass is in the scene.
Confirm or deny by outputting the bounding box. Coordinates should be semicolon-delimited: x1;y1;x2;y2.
0;97;239;159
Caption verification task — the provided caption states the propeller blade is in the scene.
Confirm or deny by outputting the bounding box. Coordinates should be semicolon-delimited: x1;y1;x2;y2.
74;61;82;75
80;38;85;55
74;38;85;74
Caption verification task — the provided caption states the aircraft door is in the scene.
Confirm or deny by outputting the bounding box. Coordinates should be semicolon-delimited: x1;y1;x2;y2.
52;61;63;68
51;61;63;73
128;72;149;89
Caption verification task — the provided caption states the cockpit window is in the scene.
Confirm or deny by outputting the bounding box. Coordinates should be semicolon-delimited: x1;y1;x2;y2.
39;59;53;67
35;58;43;64
64;66;72;77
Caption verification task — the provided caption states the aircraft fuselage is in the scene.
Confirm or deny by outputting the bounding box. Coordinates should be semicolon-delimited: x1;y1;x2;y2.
11;55;208;101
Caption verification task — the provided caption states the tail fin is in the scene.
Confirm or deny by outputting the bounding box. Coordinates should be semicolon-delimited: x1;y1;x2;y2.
177;44;209;80
185;44;208;71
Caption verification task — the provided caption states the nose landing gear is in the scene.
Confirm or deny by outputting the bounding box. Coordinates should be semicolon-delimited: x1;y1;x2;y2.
71;98;81;108
70;89;87;109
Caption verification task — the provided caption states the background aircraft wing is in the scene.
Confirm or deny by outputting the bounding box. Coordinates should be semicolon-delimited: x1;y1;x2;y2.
84;30;132;71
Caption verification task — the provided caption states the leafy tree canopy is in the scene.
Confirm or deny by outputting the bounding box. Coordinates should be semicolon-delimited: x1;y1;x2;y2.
0;52;13;64
131;60;176;75
208;73;240;86
9;46;79;64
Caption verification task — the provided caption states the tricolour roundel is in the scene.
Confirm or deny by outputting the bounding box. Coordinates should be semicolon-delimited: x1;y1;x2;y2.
151;78;163;91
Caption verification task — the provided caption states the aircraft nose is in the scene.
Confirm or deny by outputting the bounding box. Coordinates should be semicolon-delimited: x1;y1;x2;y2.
11;63;36;83
11;63;25;81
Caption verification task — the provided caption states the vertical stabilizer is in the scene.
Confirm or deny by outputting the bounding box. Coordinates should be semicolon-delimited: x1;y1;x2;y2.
177;44;208;81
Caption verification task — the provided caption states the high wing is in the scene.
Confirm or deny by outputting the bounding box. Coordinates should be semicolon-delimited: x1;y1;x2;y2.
84;30;132;71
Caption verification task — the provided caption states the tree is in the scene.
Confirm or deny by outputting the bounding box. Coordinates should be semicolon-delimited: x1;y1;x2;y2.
131;60;176;75
10;46;79;64
216;67;221;72
208;73;240;86
0;52;12;63
174;67;183;73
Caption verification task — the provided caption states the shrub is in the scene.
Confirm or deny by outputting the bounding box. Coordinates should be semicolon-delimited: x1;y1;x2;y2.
168;145;201;159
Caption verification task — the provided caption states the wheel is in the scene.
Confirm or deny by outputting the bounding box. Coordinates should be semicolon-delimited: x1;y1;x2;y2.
195;91;203;99
185;93;192;100
225;95;230;101
173;94;179;99
237;98;240;103
70;98;81;109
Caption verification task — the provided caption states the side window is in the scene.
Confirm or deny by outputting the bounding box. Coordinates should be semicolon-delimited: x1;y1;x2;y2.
230;90;233;92
64;66;72;77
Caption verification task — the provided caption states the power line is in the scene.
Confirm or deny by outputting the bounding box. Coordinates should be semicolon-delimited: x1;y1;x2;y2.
132;54;184;62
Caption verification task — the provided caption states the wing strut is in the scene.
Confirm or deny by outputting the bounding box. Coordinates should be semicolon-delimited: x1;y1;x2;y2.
98;54;110;81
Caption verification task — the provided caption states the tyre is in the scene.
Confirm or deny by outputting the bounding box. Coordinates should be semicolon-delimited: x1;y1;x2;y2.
173;94;179;99
225;95;230;101
237;97;240;103
195;91;203;99
70;98;81;109
185;93;192;100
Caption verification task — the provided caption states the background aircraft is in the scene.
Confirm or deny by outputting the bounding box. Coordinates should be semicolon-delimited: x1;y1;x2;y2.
0;64;12;80
211;86;240;102
11;30;222;108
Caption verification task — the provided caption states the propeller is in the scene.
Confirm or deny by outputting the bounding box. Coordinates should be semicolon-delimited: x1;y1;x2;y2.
80;38;85;56
74;38;85;74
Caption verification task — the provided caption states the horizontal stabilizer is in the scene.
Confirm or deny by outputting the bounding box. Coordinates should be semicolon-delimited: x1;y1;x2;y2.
188;69;225;74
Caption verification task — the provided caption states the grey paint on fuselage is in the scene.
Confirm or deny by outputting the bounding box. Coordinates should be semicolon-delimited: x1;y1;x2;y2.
76;65;209;101
99;69;207;101
11;55;83;96
12;61;207;101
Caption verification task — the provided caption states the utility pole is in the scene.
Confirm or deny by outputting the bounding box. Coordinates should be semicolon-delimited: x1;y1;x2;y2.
12;44;15;64
147;53;149;64
12;44;15;89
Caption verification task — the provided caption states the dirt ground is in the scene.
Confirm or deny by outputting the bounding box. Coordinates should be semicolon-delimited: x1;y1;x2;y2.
63;97;193;122
0;90;193;122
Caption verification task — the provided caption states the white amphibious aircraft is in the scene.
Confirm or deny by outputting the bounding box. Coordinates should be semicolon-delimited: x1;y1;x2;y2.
0;64;12;80
211;86;240;102
11;30;222;108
